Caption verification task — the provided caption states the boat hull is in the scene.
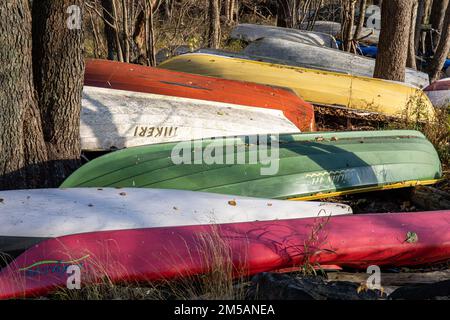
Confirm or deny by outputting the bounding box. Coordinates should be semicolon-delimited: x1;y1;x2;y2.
0;188;351;254
230;23;338;48
85;59;315;132
1;210;449;299
243;38;429;88
300;21;380;45
424;78;450;108
159;53;435;121
81;86;300;150
61;130;442;200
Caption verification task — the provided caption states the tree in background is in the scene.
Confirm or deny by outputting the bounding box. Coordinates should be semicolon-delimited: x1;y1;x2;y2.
341;0;356;52
407;0;419;69
101;0;118;60
414;0;428;56
427;0;449;54
277;0;298;28
208;0;221;48
224;0;237;25
353;0;367;40
0;0;84;190
427;2;450;82
374;0;413;82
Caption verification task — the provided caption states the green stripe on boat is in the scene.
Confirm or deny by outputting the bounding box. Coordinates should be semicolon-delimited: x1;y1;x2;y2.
61;130;442;200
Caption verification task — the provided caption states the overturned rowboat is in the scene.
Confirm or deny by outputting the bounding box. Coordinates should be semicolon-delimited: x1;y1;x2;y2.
81;59;315;151
424;78;450;108
242;37;429;88
81;86;303;150
0;188;351;254
61;130;442;200
1;210;449;299
230;23;338;48
300;20;380;45
159;52;436;121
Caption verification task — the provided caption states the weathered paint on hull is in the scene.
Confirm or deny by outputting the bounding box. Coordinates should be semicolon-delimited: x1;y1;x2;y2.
1;210;449;298
0;188;351;253
85;59;315;132
243;37;429;88
61;130;442;200
81;86;300;150
158;53;436;121
230;23;338;48
300;20;380;45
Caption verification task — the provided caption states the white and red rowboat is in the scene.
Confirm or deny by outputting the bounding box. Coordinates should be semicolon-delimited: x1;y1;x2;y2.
0;210;448;299
0;188;351;253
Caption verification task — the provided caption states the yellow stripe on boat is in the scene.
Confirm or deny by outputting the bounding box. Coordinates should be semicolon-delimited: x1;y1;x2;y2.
287;179;441;201
159;53;436;121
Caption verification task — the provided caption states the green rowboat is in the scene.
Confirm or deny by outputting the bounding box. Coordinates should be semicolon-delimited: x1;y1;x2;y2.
61;130;442;200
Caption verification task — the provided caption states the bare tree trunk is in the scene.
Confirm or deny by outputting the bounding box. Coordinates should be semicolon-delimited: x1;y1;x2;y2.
101;0;116;60
374;0;413;82
0;0;84;190
208;0;221;48
133;1;157;65
225;0;231;22
414;0;426;55
224;0;236;24
0;0;48;190
354;0;367;40
164;0;173;19
427;0;449;54
229;0;235;23
407;0;418;69
342;0;356;52
421;0;433;55
111;0;124;62
146;0;157;66
121;0;130;62
32;0;84;186
428;3;450;82
89;9;102;58
277;0;298;28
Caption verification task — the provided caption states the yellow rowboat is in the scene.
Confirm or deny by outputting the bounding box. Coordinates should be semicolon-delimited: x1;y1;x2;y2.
159;52;436;121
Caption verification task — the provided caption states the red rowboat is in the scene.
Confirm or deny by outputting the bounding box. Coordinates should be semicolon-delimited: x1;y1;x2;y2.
84;59;316;132
0;210;449;299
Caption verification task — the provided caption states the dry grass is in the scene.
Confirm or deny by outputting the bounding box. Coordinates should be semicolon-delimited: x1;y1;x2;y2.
297;214;332;277
52;225;248;300
382;101;449;166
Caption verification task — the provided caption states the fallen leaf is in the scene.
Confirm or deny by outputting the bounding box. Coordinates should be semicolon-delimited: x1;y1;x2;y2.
228;200;237;206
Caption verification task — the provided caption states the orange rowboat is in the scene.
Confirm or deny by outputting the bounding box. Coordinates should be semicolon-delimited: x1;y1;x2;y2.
84;59;316;132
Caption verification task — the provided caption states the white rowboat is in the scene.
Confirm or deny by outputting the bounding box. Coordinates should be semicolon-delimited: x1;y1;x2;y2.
81;86;300;151
230;23;339;48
